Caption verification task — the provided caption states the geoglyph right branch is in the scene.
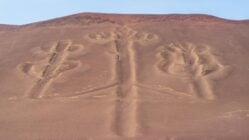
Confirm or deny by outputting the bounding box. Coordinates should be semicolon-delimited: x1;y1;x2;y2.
157;42;229;100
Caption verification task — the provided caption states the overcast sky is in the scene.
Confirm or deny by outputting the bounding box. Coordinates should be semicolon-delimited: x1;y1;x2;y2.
0;0;248;25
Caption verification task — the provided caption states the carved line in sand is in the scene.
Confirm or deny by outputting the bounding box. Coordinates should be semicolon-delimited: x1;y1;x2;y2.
86;31;116;44
110;28;161;137
85;30;137;136
83;28;161;137
132;30;160;45
19;40;84;99
85;30;135;136
156;42;229;100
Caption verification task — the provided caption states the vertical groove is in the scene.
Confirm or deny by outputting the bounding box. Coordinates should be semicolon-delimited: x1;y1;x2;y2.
27;41;71;99
111;28;139;137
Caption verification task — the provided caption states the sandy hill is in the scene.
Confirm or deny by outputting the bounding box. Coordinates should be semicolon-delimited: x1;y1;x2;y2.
0;13;249;140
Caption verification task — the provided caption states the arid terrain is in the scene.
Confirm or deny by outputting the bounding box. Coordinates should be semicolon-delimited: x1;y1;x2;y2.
0;13;249;140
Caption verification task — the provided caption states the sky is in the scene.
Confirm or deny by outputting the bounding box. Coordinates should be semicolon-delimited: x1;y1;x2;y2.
0;0;249;25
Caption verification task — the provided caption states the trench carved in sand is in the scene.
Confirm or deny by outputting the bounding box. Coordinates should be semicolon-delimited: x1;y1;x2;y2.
19;40;83;98
156;42;229;100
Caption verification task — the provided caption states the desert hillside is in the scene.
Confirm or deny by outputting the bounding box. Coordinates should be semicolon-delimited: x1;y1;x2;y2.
0;13;249;140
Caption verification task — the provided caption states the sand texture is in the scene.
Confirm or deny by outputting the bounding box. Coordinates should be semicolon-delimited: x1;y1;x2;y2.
0;13;249;140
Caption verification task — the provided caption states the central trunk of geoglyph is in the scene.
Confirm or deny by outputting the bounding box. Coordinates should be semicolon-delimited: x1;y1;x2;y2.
111;27;140;136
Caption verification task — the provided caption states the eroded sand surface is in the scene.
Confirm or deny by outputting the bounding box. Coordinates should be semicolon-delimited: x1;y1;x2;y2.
0;13;249;140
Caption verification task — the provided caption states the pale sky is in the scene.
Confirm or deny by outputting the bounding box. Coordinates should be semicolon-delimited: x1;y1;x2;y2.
0;0;248;25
